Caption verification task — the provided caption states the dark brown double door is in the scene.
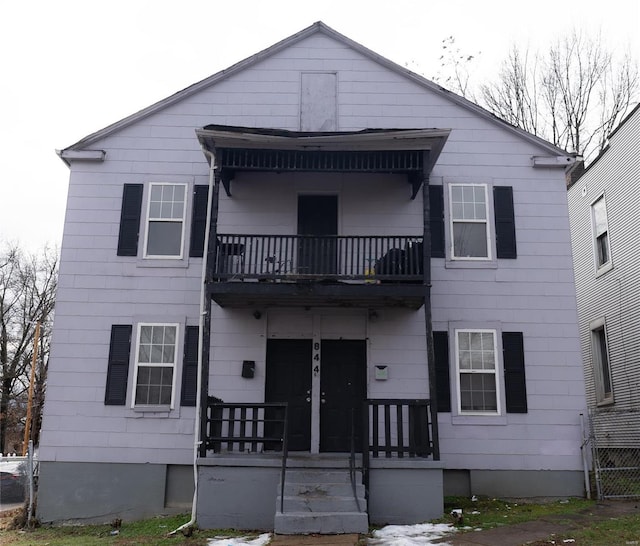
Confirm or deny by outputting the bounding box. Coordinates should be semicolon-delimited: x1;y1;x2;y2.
265;339;366;452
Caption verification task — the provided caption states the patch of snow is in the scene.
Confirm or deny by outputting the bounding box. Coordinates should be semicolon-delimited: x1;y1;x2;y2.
207;533;271;546
368;523;456;545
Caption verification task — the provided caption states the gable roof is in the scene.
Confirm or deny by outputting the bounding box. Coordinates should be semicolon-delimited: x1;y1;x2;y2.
59;21;570;158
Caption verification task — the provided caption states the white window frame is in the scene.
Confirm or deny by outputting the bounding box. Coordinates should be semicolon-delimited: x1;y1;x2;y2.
590;193;612;275
590;318;613;406
449;183;491;260
143;182;188;259
455;328;501;415
132;323;179;409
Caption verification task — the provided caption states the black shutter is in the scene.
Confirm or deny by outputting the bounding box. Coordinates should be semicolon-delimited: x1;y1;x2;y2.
494;186;517;259
433;331;451;412
105;325;132;405
503;331;528;413
180;326;199;406
429;185;445;258
117;184;143;256
189;185;209;258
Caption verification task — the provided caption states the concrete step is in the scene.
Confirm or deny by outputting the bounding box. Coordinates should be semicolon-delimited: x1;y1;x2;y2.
276;467;367;534
281;494;366;513
283;481;365;497
285;469;362;484
274;511;369;535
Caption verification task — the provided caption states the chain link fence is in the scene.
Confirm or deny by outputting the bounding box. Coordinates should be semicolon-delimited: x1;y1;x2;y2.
589;407;640;499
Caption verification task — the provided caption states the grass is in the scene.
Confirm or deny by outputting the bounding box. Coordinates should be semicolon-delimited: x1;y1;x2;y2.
0;512;252;546
438;495;595;530
2;498;638;546
528;514;640;545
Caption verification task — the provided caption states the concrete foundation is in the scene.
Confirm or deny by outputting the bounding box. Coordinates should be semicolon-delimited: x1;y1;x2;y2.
37;461;183;524
368;458;444;525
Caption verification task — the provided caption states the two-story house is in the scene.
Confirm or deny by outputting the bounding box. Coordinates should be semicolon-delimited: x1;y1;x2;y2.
567;104;640;499
38;22;587;533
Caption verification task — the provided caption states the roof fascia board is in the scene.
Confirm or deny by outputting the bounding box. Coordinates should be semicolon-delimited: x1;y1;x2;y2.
62;20;570;159
316;22;570;158
61;22;325;153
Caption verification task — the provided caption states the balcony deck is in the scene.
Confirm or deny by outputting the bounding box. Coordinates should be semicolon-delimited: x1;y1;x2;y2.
208;234;427;309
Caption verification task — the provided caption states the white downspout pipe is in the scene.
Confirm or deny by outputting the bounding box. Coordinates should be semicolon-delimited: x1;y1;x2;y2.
169;149;216;535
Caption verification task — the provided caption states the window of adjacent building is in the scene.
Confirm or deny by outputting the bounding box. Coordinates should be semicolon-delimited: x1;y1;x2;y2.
590;319;613;405
450;184;490;259
133;324;178;407
144;183;187;258
455;329;499;414
591;195;610;271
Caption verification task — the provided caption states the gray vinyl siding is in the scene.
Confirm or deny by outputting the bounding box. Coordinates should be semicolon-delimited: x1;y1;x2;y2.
40;29;585;475
568;107;640;410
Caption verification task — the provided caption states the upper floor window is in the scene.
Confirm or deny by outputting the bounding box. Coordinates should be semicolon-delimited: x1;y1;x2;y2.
133;323;178;407
590;318;613;405
591;195;611;272
449;184;490;259
144;183;187;258
455;329;499;414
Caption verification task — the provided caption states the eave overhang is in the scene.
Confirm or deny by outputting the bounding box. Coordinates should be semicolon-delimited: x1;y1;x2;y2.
56;149;106;167
196;125;450;199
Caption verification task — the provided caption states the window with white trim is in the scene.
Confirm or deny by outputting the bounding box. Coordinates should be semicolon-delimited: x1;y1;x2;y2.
590;318;613;405
133;324;178;407
455;329;499;414
449;184;490;259
591;195;611;271
144;183;187;258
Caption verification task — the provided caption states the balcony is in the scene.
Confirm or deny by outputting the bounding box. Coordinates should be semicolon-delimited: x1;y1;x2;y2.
208;234;427;309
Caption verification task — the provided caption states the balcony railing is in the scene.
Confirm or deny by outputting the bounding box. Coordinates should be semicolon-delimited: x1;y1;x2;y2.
213;234;424;282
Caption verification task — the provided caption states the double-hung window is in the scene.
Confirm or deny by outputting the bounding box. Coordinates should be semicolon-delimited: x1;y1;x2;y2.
450;184;490;259
455;329;499;414
590;318;613;405
144;183;187;258
591;195;610;272
133;324;178;407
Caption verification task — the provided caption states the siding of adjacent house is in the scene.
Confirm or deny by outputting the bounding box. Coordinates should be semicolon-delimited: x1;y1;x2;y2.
40;30;585;476
568;107;640;411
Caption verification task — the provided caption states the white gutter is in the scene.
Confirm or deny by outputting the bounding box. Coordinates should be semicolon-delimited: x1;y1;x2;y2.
169;150;216;536
531;155;579;168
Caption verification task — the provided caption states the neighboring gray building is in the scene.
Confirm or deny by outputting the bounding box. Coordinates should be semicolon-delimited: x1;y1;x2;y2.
38;22;587;532
567;104;640;493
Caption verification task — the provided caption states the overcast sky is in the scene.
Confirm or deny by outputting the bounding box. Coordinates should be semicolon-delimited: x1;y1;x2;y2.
2;0;638;252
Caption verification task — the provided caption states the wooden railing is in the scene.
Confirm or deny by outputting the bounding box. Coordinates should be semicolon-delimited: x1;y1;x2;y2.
203;400;290;512
212;234;424;282
362;399;436;497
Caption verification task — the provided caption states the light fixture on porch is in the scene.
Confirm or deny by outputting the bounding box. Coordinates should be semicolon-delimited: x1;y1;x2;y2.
368;309;378;321
252;310;262;320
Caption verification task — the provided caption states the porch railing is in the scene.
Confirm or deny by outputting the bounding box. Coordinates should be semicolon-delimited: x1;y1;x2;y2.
203;400;289;512
213;234;424;282
349;408;362;513
362;399;435;497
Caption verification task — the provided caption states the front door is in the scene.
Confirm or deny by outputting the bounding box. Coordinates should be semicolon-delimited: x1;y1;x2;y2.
265;339;312;451
320;340;367;452
297;195;338;275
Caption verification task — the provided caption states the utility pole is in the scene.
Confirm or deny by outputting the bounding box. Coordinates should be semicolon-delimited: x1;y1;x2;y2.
22;321;40;455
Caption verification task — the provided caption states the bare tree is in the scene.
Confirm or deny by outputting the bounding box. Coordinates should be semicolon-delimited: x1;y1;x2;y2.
480;30;639;160
0;242;57;454
432;36;481;99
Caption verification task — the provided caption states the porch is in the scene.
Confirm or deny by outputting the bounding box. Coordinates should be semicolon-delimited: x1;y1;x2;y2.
195;400;443;531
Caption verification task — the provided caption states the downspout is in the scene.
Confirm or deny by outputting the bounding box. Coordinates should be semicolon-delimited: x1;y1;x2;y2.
421;159;440;460
169;148;216;535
